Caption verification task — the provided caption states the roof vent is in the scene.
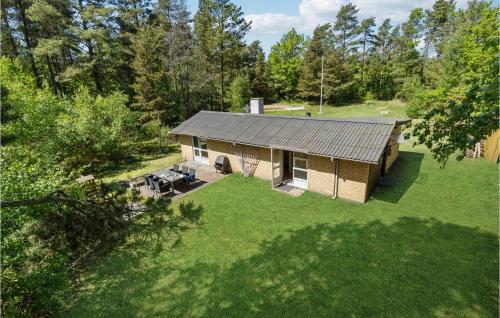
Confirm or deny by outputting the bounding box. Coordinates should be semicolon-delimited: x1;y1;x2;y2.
250;98;264;114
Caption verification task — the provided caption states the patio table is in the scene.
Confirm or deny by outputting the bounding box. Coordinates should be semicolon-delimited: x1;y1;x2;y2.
152;168;185;193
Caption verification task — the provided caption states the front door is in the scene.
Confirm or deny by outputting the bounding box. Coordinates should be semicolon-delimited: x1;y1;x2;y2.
292;152;308;189
192;136;209;164
283;150;293;180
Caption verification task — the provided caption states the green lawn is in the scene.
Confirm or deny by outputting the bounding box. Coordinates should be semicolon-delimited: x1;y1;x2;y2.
63;142;499;317
267;100;408;119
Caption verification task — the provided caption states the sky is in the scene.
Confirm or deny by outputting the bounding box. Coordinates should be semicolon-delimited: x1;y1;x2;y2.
185;0;485;55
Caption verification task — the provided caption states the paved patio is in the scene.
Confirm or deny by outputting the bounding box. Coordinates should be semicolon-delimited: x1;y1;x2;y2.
136;161;225;201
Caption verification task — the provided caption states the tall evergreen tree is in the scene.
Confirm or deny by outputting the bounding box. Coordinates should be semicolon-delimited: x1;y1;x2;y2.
27;0;76;94
298;23;334;102
333;2;360;60
244;40;269;99
358;17;376;92
194;0;250;111
131;24;171;123
164;0;193;119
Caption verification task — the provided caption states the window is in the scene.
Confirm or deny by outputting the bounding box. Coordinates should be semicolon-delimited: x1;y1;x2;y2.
293;152;308;189
193;136;209;164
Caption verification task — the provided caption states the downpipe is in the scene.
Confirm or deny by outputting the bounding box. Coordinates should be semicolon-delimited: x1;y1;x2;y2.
332;158;339;199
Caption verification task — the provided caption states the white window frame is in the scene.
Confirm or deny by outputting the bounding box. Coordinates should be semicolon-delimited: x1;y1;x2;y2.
292;152;308;189
192;136;209;164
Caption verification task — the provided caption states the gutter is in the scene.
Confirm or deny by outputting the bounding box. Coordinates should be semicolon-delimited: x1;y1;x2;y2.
332;158;339;199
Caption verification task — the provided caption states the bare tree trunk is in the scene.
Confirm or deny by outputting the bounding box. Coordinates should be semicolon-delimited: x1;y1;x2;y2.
16;0;41;87
45;56;60;94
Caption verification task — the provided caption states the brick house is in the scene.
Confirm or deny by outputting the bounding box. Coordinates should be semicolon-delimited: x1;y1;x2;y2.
172;111;408;203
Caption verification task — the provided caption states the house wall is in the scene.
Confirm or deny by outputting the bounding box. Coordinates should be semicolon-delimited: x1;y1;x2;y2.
308;155;336;196
187;137;272;180
179;134;194;161
386;125;402;171
337;160;371;203
178;134;377;203
367;159;382;201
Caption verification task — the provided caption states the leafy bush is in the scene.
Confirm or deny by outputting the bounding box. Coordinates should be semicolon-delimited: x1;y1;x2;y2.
396;76;422;102
364;91;376;104
58;87;137;164
406;87;449;118
228;74;251;112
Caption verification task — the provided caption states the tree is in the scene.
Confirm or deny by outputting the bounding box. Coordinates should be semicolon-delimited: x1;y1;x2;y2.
298;23;334;102
333;2;360;60
164;0;193;119
194;0;250;111
423;0;456;58
268;28;307;100
410;2;499;165
228;73;250;111
27;0;76;94
358;17;376;92
131;24;172;124
366;18;395;99
244;40;269;99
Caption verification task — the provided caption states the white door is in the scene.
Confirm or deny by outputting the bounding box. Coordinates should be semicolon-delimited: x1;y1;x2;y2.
293;152;308;189
193;136;209;164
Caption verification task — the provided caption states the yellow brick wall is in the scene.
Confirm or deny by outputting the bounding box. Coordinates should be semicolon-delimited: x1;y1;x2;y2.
179;135;376;202
386;125;401;171
272;149;284;186
308;155;335;196
367;159;382;200
337;160;370;203
179;135;193;161
202;138;272;180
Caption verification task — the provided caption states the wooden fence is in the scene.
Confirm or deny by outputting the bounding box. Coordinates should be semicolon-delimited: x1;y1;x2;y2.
483;129;500;163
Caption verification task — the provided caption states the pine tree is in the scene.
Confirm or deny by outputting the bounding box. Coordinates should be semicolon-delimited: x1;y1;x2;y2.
334;2;360;60
27;0;75;94
164;0;193;119
131;24;171;123
358;17;376;94
194;0;250;111
244;40;268;99
298;23;333;102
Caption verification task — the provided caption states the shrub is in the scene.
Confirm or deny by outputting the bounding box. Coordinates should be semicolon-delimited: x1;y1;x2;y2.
364;91;376;104
406;87;449;118
228;74;251;112
396;76;423;102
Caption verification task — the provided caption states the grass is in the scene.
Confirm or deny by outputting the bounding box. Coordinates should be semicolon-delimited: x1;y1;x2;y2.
99;152;183;183
92;141;183;183
267;100;408;119
62;142;499;317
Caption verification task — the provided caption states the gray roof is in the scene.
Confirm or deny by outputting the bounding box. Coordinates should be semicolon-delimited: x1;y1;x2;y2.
172;111;400;163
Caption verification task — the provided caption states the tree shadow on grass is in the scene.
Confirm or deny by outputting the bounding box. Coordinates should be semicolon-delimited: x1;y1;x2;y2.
66;217;499;317
374;151;425;204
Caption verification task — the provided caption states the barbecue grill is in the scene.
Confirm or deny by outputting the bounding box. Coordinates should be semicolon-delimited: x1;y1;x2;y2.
214;155;230;174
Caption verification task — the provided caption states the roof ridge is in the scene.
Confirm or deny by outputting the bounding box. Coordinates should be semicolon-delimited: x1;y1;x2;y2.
198;110;397;125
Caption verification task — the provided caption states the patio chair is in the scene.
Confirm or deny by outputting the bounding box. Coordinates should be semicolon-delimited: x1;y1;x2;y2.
184;168;196;188
144;175;150;188
153;179;172;195
170;164;181;173
150;176;159;190
182;166;189;175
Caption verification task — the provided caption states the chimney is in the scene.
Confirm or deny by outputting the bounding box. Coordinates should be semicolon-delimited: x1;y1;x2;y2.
250;98;264;114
